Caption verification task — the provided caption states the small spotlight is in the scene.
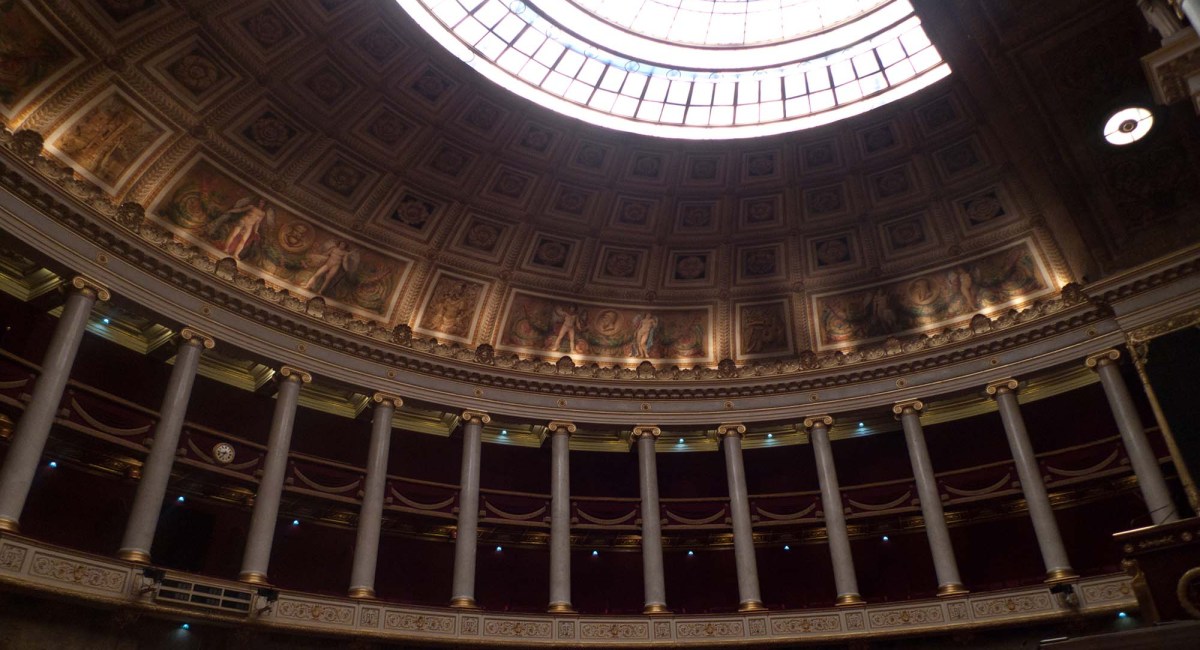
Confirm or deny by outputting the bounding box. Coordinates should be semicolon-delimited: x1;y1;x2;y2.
495;546;502;552
292;519;299;526
591;550;599;556
1117;611;1127;618
858;422;864;427
48;461;57;469
687;550;694;556
677;438;684;444
783;545;790;551
181;623;190;630
882;535;890;542
766;433;773;439
500;429;507;435
102;317;110;324
176;496;185;503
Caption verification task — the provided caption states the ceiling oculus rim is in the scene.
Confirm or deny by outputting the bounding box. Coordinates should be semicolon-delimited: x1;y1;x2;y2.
398;0;950;139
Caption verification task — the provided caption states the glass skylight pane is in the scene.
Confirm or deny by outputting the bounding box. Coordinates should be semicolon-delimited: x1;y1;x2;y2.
900;27;932;55
599;67;626;91
860;71;887;95
637;100;665;121
661;103;687;123
806;69;831;91
691;81;715;105
737;80;759;104
784;73;806;98
735;103;759;124
810;89;836;111
518;59;550;84
621;73;649;97
645;77;671;103
684;105;711;126
761;78;783;102
476;33;507;60
760;100;784;122
578;58;607;84
714;81;736;105
497;48;527;73
454;17;487;45
589;89;618;111
885;59;915;83
431;2;467;24
666;79;692;104
711;105;735;125
474;0;507;28
555;50;586;77
533;40;565;67
566;79;595;103
909;47;941;72
853;52;881;77
831;60;856;86
785;95;811;116
877;40;905;67
494;13;525;41
612;94;640;116
542;71;571;95
513;28;546;54
835;82;863;104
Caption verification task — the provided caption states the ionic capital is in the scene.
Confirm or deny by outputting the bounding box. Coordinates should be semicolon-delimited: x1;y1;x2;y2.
631;425;662;440
716;423;747;439
70;276;111;301
279;365;313;383
461;410;491;425
179;327;216;350
372;392;404;408
1084;349;1120;369
984;378;1019;396
802;415;834;431
892;399;924;416
547;420;577;436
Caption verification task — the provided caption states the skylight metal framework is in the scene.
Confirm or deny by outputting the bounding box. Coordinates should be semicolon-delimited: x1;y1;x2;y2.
399;0;949;138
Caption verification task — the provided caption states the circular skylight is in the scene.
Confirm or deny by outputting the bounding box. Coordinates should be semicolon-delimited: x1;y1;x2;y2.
1103;107;1153;146
398;0;950;139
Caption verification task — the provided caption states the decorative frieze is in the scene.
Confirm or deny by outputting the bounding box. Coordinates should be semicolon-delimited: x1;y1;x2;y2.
383;611;455;634
28;552;126;593
272;599;354;626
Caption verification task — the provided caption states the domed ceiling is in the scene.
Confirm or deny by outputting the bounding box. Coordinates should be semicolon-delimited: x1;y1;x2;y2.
1;0;1194;372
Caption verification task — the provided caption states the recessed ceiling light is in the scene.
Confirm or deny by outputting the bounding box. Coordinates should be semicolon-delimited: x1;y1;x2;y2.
1103;107;1153;145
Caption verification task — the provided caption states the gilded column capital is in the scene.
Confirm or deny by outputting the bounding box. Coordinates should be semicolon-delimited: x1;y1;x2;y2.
631;425;662;440
802;415;834;431
984;378;1019;396
461;410;491;424
372;392;404;408
716;423;747;439
70;276;111;301
278;365;313;383
1084;349;1120;369
547;420;576;435
179;327;216;350
892;399;924;416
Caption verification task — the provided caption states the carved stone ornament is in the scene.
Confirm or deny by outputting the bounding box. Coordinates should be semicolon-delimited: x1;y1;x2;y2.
474;343;495;364
115;202;145;231
11;130;44;162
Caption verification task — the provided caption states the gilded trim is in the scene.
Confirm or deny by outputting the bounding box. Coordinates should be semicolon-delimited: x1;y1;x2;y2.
716;423;747;439
371;392;404;408
461;410;491;425
892;399;925;416
70;275;110;302
279;366;313;384
1084;349;1120;368
116;549;151;564
936;583;969;598
984;378;1019;395
803;415;834;431
179;327;216;350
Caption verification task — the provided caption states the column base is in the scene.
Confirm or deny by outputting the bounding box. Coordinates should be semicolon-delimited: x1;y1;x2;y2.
738;600;768;613
239;571;270;586
1044;568;1079;584
834;593;866;607
547;602;576;614
0;517;19;534
643;603;672;615
449;597;480;609
117;549;151;564
936;583;970;598
347;587;375;599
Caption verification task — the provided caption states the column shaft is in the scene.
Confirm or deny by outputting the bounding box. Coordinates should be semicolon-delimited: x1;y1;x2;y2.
450;412;487;608
989;382;1075;582
807;417;863;606
547;421;575;612
118;331;211;562
1090;353;1179;524
636;430;668;614
238;368;308;584
348;395;398;598
720;425;765;611
896;402;967;597
0;281;104;532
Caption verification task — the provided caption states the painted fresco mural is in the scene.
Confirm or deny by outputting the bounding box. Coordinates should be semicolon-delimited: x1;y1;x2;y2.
48;90;165;191
736;300;793;359
415;272;486;342
812;240;1053;349
0;1;73;116
153;159;406;317
499;291;711;363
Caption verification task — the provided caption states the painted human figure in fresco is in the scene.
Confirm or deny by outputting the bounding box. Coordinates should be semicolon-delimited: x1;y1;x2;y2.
551;304;584;354
214;198;272;259
302;240;357;294
633;312;658;358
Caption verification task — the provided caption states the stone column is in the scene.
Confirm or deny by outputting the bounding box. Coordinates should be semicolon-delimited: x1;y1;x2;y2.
717;423;766;612
0;277;108;533
894;400;968;597
1086;350;1179;524
547;420;576;613
804;415;864;606
348;393;401;599
633;425;669;614
238;366;311;584
450;410;489;608
118;328;215;563
986;379;1076;583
